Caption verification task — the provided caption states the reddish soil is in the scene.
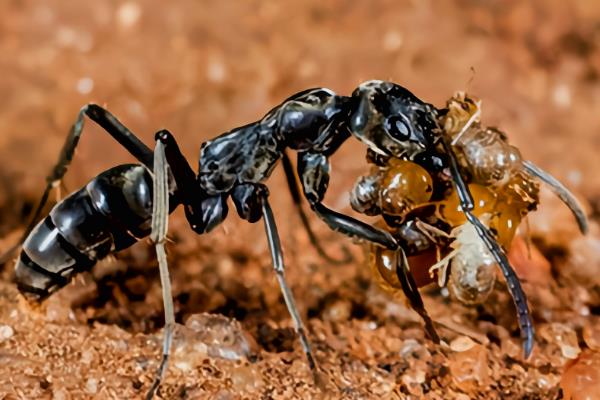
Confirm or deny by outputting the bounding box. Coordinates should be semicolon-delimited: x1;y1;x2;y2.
1;1;600;399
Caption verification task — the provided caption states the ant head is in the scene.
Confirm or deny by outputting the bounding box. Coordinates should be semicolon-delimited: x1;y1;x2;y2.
349;80;438;157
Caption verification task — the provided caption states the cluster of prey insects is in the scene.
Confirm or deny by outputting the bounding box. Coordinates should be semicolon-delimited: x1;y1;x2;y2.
1;80;587;398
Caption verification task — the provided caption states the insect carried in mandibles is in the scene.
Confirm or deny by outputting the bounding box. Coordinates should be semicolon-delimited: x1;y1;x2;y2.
352;92;587;313
1;81;587;398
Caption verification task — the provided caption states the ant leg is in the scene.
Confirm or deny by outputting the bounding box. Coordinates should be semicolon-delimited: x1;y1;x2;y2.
523;160;588;234
281;151;352;264
310;203;440;343
230;182;320;381
395;249;440;343
260;193;321;382
145;130;230;399
312;202;398;248
415;220;451;240
146;133;175;400
231;183;321;383
0;104;153;264
441;137;534;358
297;152;440;343
154;129;229;234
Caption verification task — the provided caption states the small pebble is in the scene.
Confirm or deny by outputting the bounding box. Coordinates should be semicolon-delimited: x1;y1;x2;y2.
172;314;257;369
85;378;98;394
207;58;226;83
0;324;14;341
455;394;471;400
323;299;351;322
76;77;94;94
382;30;403;52
540;323;581;362
561;350;600;400
80;349;95;365
231;364;263;392
449;344;490;392
52;388;68;400
552;83;571;109
450;336;476;352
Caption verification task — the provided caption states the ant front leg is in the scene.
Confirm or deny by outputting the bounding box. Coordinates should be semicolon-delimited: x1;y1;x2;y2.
0;104;154;264
281;151;353;265
296;151;440;343
440;137;534;358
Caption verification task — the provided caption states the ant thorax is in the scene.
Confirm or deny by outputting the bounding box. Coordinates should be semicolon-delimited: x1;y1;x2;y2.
353;92;542;305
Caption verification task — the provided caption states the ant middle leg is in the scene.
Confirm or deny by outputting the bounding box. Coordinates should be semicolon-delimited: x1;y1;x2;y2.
1;104;154;263
231;182;321;382
296;151;440;343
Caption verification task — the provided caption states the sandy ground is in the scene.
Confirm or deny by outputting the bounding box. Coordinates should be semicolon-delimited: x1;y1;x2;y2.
1;0;600;399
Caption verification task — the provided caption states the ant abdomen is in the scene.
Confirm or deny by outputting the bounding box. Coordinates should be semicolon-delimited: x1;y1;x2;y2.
15;164;154;300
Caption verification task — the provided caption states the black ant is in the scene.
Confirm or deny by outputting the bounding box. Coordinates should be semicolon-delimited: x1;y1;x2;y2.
1;81;587;398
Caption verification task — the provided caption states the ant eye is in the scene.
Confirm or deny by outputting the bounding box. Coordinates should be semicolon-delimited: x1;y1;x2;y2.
384;115;411;141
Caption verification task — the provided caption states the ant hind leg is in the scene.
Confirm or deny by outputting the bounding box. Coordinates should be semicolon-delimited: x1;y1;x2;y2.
146;132;175;400
261;194;321;382
0;104;154;264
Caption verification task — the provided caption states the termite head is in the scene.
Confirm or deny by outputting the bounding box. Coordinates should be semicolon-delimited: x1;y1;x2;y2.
349;80;439;158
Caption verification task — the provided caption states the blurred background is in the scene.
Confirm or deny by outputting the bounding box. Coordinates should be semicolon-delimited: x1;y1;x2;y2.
1;1;600;398
1;0;599;232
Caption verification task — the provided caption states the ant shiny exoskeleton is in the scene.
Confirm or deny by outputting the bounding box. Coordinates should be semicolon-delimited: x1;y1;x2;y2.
2;81;587;398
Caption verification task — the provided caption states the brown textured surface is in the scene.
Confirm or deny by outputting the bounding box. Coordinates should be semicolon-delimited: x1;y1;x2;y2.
1;0;600;399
